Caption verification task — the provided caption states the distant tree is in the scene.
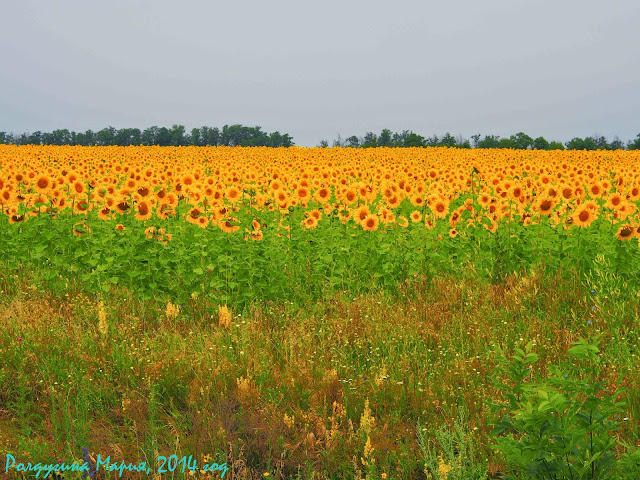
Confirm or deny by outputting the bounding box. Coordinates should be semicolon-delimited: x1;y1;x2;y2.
268;131;293;147
392;130;411;147
425;135;439;147
610;136;624;150
533;136;550;150
362;132;378;148
170;124;187;146
0;132;7;144
628;134;640;150
27;131;43;145
155;127;173;146
549;141;565;150
346;135;361;148
378;129;393;147
318;139;329;148
200;126;220;146
404;132;426;147
439;132;457;147
471;134;481;148
83;129;97;146
498;137;517;149
41;132;54;145
510;132;534;149
332;133;345;148
114;128;141;146
52;129;72;145
96;127;116;146
142;126;159;146
456;135;471;149
477;135;501;149
190;128;203;146
566;137;597;150
593;135;610;150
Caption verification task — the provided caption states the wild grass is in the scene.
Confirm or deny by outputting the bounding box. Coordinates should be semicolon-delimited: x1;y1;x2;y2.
1;265;639;479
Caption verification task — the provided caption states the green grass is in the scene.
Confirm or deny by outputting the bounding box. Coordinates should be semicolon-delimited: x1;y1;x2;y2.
1;265;639;479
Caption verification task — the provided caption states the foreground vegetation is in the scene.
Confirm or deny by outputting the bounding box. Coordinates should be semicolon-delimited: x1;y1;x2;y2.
1;267;639;479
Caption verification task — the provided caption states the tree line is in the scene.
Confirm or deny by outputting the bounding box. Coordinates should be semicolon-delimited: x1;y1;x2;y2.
0;124;294;147
320;130;640;150
2;125;639;150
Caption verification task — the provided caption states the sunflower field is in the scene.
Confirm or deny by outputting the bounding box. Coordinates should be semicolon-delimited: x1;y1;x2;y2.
3;144;640;479
1;145;639;308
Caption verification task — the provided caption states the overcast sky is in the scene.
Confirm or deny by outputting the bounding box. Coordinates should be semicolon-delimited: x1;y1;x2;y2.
1;0;639;146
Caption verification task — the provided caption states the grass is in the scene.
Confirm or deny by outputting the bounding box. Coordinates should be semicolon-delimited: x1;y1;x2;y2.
1;264;640;479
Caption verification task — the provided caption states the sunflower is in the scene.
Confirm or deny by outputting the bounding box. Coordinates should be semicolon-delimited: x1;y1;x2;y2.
115;224;125;233
431;199;449;219
628;186;640;201
314;187;331;204
354;206;370;225
605;194;624;210
362;214;379;232
135;201;152;221
410;210;422;223
561;187;573;200
301;216;318;230
410;195;425;207
343;188;357;205
145;226;157;239
9;214;26;224
306;209;322;221
219;218;240;233
478;194;491;208
449;228;459;238
588;182;604;198
296;186;310;202
225;186;241;204
34;175;52;194
397;215;409;228
72;181;85;195
616;225;634;241
536;197;556;215
98;206;113;221
186;207;202;225
572;207;597;228
385;195;400;208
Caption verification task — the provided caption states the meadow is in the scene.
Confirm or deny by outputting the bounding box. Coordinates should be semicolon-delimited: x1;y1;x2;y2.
1;145;640;479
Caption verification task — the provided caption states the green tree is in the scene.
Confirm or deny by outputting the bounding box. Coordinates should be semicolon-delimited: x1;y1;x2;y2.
141;126;159;145
439;132;457;147
362;132;378;148
378;128;392;147
404;132;426;147
610;136;624;150
628;134;640;150
533;136;550;150
346;135;361;148
510;132;534;149
170;124;187;146
190;128;203;146
477;135;501;148
96;127;116;146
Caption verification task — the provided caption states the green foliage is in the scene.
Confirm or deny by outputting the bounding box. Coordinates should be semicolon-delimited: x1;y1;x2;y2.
2;124;294;147
491;338;640;479
417;407;488;479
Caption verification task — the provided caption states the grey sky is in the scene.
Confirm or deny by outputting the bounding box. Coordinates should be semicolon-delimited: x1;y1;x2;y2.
1;0;639;146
